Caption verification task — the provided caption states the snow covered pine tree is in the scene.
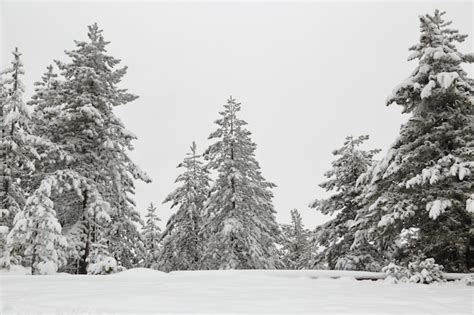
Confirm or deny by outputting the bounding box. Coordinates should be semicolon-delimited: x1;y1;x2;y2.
352;10;473;272
0;48;41;268
310;135;380;270
17;24;151;274
55;23;151;272
280;209;311;269
142;203;161;269
200;97;282;269
159;142;210;272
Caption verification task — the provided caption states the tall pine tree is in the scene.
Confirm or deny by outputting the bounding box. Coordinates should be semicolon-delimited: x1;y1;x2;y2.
0;48;40;268
200;97;281;269
27;24;151;273
352;10;473;272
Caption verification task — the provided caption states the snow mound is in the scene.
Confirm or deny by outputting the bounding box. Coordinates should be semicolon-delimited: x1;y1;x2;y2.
0;264;31;275
112;268;168;278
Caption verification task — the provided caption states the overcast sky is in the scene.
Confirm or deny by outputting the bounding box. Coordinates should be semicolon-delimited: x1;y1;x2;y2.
1;1;473;229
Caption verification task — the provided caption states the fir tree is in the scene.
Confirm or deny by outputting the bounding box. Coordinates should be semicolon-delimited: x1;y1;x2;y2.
13;176;67;274
352;10;473;272
310;135;379;270
280;209;310;269
0;48;39;268
29;65;61;139
142;203;161;269
200;97;281;270
0;48;36;225
159;142;210;271
44;23;151;272
8;170;110;274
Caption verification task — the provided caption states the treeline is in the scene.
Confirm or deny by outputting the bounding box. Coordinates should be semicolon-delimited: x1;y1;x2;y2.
0;10;472;275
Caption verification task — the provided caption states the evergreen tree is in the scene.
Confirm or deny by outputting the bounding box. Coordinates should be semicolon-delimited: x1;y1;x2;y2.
200;97;281;270
12;176;67;274
352;10;473;272
280;209;310;269
26;23;150;273
142;203;161;269
158;142;210;271
310;135;379;270
0;48;39;268
8;170;110;274
29;65;61;139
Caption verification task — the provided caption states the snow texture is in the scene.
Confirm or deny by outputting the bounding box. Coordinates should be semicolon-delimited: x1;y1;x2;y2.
0;269;471;314
436;72;459;89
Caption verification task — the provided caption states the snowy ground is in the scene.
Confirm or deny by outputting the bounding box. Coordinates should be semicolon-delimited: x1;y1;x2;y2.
0;268;472;314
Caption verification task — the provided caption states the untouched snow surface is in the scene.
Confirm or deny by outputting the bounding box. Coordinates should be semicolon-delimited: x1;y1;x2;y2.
0;269;472;314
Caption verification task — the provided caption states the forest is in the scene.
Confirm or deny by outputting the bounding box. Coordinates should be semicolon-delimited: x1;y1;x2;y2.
0;9;472;284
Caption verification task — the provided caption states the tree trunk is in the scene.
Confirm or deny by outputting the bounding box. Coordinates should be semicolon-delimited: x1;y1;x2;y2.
78;190;89;274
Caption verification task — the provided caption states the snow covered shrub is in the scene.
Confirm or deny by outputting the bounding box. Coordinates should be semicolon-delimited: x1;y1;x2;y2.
407;258;445;284
382;258;446;284
0;217;10;269
87;255;118;275
335;254;381;272
464;274;474;286
36;261;59;275
382;263;410;283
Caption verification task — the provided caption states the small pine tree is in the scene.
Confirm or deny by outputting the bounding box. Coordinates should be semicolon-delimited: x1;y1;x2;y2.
310;135;379;270
159;142;210;271
16;176;67;274
280;209;311;269
8;170;111;274
200;97;282;270
143;203;161;269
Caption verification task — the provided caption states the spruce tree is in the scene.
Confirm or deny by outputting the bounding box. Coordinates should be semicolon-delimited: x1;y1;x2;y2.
280;209;310;269
310;135;379;270
28;65;62;145
13;176;67;274
200;97;281;269
159;142;210;271
352;10;473;272
142;203;161;269
0;48;39;268
8;170;110;274
29;23;151;273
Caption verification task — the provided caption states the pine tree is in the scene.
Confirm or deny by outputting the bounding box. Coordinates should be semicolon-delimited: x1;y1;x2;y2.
142;203;161;269
280;209;310;269
0;48;39;268
310;135;379;270
352;10;473;272
45;23;151;272
158;142;210;271
8;170;110;274
29;65;61;139
14;176;67;274
200;97;282;270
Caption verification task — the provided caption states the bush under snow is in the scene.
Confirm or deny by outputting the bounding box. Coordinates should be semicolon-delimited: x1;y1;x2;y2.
382;258;446;284
87;255;118;275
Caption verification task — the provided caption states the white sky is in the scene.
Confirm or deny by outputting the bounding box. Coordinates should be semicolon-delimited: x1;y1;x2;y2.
1;1;473;229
